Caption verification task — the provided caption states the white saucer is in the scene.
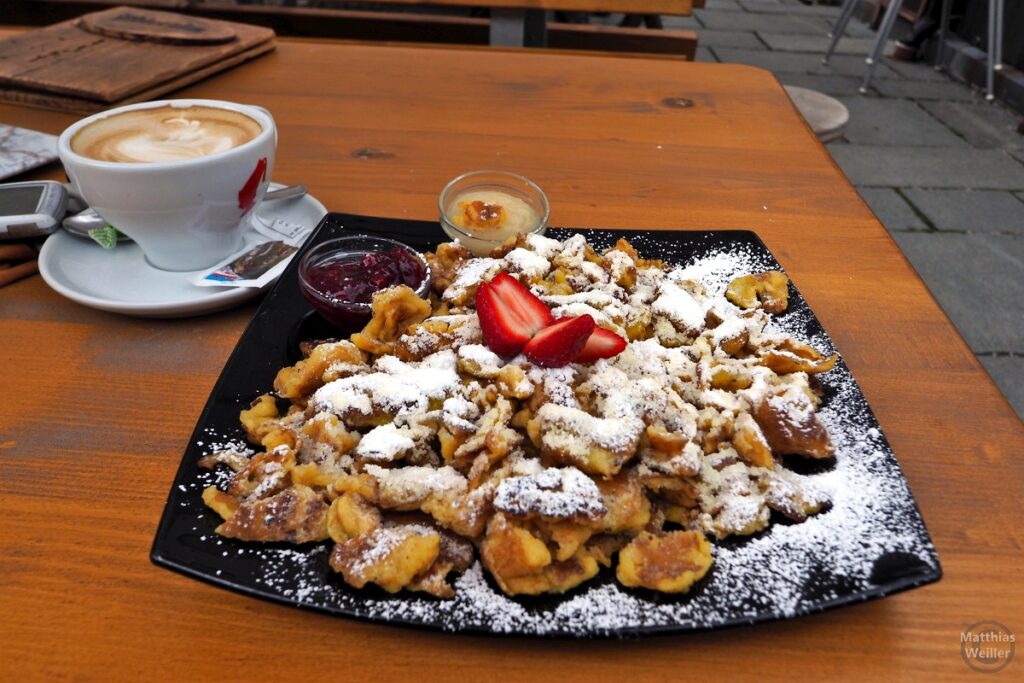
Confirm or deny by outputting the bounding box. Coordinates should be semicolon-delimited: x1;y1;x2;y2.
38;185;327;318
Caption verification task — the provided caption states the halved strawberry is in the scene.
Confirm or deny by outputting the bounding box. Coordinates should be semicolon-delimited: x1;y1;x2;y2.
476;273;554;356
523;315;596;368
576;327;627;363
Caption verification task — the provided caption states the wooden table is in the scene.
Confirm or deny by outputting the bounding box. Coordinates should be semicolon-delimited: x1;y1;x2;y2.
1;38;1021;681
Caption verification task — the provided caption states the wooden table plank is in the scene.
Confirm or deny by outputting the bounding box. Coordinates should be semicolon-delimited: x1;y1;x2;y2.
336;0;694;13
39;0;697;17
0;38;1021;681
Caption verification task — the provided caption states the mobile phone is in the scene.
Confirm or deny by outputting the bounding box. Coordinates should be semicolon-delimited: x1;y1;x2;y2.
0;181;68;240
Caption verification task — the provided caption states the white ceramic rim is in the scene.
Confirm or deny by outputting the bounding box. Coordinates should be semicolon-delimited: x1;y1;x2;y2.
37;184;326;317
57;98;275;171
38;230;262;316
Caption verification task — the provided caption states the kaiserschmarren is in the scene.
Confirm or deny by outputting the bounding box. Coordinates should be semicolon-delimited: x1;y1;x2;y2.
200;233;838;598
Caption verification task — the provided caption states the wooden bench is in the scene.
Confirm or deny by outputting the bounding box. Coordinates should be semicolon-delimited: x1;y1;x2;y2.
6;0;698;58
299;0;700;45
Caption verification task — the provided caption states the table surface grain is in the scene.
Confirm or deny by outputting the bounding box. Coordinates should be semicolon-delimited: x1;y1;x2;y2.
1;37;1021;682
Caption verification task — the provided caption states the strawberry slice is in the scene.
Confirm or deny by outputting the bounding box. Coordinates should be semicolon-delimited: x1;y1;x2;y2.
576;327;628;363
524;315;596;368
476;273;554;356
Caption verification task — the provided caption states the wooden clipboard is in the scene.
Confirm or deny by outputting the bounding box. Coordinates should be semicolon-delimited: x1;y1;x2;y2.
0;6;276;114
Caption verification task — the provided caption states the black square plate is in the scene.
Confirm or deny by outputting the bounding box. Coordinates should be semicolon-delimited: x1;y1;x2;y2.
151;213;941;638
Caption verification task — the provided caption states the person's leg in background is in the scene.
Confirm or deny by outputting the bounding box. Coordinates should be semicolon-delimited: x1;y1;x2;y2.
892;0;968;61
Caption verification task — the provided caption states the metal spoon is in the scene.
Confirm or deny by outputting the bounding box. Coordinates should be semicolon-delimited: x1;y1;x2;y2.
262;183;307;202
62;184;309;239
61;209;127;240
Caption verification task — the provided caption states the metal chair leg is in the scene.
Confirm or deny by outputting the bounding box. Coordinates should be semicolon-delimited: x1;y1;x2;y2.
987;0;998;99
859;0;904;94
935;0;951;71
994;0;1004;71
823;0;860;64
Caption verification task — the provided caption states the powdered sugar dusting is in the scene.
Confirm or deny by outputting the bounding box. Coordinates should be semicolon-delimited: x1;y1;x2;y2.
671;245;769;297
652;281;705;333
355;424;415;462
169;228;939;638
504;247;551;279
238;353;937;636
443;258;502;303
312;350;460;417
494;467;607;520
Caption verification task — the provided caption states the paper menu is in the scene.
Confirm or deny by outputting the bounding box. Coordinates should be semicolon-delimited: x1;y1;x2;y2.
0;124;58;181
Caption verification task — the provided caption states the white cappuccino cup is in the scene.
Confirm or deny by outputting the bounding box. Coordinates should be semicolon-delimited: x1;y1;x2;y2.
58;99;277;271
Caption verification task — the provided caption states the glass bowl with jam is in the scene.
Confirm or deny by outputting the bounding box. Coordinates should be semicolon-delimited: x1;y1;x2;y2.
298;235;431;329
439;170;550;256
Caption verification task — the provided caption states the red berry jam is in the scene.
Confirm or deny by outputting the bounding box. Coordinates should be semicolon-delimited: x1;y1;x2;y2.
306;248;426;304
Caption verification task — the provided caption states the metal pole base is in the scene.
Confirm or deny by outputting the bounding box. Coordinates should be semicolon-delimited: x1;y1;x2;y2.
490;8;548;47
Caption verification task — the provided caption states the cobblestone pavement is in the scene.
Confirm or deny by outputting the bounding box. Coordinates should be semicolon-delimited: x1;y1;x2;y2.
662;0;1024;419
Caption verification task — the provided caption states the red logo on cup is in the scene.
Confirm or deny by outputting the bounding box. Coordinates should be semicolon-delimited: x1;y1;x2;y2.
238;157;267;213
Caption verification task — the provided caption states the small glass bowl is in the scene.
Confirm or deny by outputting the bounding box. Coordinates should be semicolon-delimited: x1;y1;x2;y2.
439;170;550;256
297;235;431;330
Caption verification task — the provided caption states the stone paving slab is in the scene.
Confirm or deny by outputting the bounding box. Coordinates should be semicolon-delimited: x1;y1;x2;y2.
758;31;875;55
836;97;967;146
834;17;876;38
659;15;703;29
870;78;984;100
879;59;950;82
713;47;900;79
702;0;743;11
829;145;1024;189
695;10;832;33
691;28;765;49
856;187;929;230
918;100;1024;150
901;189;1024;233
977;355;1024;419
738;0;843;15
890;232;1024;351
776;72;866;96
695;46;719;62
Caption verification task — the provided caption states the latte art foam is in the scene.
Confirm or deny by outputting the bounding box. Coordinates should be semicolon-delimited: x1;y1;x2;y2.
71;105;262;163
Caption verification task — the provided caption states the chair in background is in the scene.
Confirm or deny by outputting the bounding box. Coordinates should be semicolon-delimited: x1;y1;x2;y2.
822;0;1005;99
